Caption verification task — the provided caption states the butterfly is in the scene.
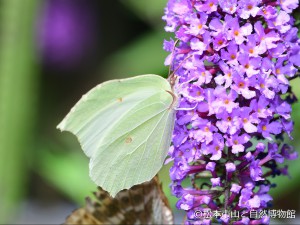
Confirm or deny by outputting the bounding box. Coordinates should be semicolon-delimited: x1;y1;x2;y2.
63;176;174;225
57;74;177;197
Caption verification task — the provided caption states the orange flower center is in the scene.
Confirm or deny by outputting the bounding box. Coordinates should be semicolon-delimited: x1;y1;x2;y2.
263;8;267;14
238;82;245;88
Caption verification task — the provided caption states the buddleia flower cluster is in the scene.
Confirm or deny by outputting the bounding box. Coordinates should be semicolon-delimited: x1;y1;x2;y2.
163;0;299;224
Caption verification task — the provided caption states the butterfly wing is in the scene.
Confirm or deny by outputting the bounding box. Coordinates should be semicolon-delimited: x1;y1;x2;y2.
64;176;174;225
150;180;173;224
63;207;101;225
57;75;176;197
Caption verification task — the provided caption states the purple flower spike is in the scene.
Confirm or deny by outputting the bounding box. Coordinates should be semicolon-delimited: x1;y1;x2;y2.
163;0;299;224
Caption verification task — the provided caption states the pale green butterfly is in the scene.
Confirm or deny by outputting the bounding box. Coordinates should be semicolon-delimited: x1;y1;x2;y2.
57;74;178;197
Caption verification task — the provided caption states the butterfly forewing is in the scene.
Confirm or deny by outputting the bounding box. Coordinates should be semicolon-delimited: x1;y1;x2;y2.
64;176;174;225
57;74;176;197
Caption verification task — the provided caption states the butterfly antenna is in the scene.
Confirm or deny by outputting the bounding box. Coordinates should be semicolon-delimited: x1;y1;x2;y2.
168;39;180;77
168;54;192;87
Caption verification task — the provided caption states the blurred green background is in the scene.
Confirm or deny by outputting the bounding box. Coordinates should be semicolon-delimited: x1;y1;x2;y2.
0;0;299;224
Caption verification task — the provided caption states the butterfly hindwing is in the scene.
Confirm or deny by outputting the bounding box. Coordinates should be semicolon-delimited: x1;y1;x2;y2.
64;176;174;225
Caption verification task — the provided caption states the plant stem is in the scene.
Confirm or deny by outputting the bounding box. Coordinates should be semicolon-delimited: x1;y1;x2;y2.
0;0;39;222
224;149;231;212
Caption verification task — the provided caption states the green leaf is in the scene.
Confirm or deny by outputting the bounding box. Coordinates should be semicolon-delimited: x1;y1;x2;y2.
57;75;176;197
